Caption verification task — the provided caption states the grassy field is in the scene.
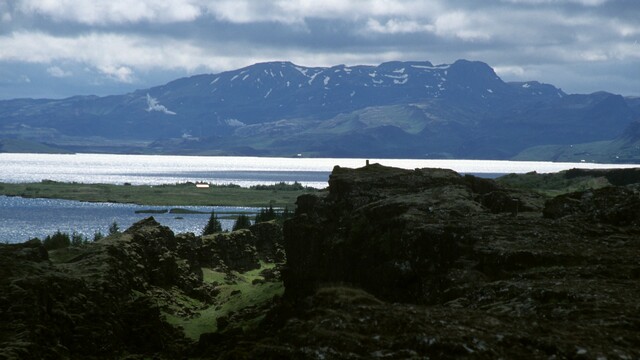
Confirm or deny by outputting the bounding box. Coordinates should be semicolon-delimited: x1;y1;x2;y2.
0;180;320;208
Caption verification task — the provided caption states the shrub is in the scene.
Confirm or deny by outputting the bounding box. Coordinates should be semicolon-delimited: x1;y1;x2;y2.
43;231;71;250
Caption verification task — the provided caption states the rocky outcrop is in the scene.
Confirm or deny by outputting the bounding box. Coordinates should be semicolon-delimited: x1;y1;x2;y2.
283;164;546;302
0;216;287;359
5;165;640;359
201;230;260;272
543;184;640;225
0;224;188;359
261;163;640;359
249;220;285;263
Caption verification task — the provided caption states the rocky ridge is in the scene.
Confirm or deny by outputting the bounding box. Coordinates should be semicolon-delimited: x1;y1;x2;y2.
0;218;285;359
222;164;639;359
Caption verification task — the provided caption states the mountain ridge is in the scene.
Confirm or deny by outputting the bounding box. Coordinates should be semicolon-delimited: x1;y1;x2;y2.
0;59;638;161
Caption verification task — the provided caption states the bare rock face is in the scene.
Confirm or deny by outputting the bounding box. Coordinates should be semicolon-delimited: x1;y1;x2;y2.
249;220;285;263
265;164;640;359
201;230;260;273
283;164;545;303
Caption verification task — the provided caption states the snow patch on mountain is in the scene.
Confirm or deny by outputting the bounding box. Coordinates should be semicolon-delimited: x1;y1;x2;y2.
224;118;245;127
145;94;176;115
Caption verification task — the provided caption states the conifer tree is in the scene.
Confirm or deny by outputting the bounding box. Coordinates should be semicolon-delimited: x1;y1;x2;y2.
232;214;252;231
203;210;223;235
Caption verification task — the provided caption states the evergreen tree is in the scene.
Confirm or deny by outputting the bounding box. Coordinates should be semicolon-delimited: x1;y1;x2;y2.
202;210;223;235
43;230;71;250
108;221;120;235
93;231;104;242
255;204;277;223
71;231;87;247
281;206;292;220
232;214;252;231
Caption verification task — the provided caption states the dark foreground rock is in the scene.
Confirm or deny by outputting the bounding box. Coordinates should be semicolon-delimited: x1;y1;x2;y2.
251;163;638;359
0;217;285;359
3;164;640;359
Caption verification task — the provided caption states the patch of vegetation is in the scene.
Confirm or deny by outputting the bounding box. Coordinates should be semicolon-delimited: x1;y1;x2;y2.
164;262;283;340
254;204;293;224
0;180;318;208
42;230;71;250
250;181;314;191
496;171;611;197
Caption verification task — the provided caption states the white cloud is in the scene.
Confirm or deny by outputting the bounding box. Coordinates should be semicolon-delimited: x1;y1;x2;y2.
205;0;443;24
432;12;491;41
99;65;134;83
46;66;72;78
17;0;202;24
366;18;433;34
501;0;609;5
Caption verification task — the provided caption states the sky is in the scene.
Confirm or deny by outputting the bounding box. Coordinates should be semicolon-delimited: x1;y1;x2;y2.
0;0;638;99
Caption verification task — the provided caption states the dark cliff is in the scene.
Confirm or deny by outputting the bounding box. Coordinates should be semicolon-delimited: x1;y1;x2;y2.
255;164;640;359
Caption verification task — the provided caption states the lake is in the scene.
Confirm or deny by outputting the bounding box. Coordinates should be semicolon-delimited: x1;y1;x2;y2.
2;153;638;188
1;153;637;243
0;195;256;243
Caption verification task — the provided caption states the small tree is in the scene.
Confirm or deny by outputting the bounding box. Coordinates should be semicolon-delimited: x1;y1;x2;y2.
202;210;223;235
255;205;277;223
108;221;120;235
281;206;292;220
43;230;71;250
232;214;252;231
71;231;86;247
93;231;104;242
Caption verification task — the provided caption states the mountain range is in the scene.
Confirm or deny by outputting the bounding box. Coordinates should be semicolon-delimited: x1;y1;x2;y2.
1;59;639;162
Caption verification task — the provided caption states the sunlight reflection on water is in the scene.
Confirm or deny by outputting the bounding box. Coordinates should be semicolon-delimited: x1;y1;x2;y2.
1;153;637;188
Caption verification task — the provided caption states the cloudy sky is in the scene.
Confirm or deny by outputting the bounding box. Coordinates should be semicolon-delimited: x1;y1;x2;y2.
0;0;638;99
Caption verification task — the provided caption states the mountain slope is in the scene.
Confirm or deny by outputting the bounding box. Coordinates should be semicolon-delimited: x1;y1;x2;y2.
515;120;640;163
0;60;637;160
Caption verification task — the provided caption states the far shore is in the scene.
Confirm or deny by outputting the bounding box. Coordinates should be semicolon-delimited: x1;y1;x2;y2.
0;181;318;208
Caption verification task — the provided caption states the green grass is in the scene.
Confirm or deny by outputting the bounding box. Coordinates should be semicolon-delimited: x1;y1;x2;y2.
0;181;319;208
165;262;283;341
